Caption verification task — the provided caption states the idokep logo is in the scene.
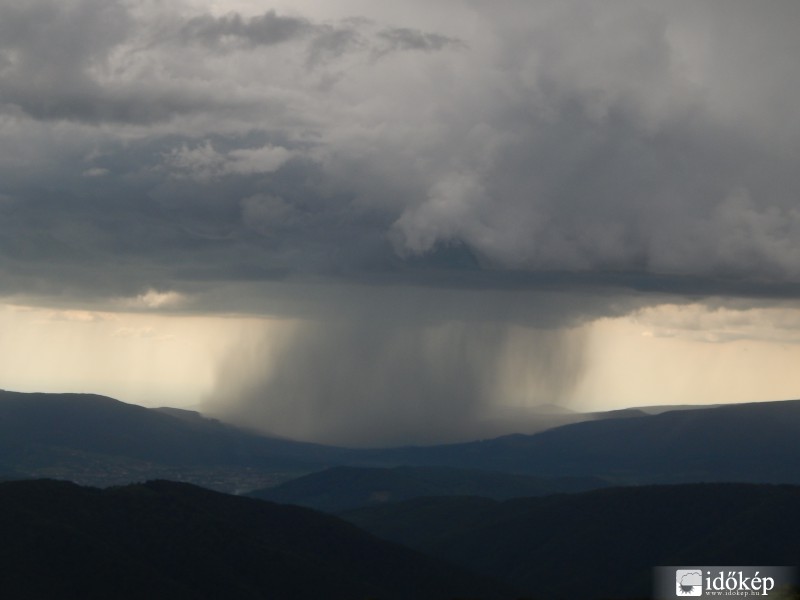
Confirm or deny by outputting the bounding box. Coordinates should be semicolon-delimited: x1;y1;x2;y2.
676;570;703;596
655;566;796;599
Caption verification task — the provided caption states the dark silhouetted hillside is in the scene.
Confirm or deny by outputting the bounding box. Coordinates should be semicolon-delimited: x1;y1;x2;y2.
0;391;358;490
345;482;800;599
249;465;609;511
0;478;516;600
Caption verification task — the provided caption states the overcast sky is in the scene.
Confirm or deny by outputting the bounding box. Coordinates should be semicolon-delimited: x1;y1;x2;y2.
1;0;800;445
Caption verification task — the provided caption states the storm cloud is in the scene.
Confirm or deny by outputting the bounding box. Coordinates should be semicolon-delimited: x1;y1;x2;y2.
1;0;799;442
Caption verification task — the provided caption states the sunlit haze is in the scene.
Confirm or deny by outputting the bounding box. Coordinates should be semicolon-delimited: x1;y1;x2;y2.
3;297;800;445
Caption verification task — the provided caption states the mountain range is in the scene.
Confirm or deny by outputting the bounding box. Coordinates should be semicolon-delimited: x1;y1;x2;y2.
0;390;356;491
3;390;800;598
360;398;800;484
3;390;800;493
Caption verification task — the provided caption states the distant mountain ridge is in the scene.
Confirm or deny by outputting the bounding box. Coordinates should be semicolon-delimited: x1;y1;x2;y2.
0;390;352;462
0;390;357;490
360;398;800;484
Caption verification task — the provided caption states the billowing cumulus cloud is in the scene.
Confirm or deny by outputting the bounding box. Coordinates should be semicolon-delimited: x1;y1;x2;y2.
1;0;799;442
1;0;798;295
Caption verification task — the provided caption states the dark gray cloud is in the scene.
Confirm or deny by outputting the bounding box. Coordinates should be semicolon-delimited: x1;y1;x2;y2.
0;0;249;124
0;3;458;124
175;10;462;69
179;10;313;48
0;0;128;121
375;27;465;54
